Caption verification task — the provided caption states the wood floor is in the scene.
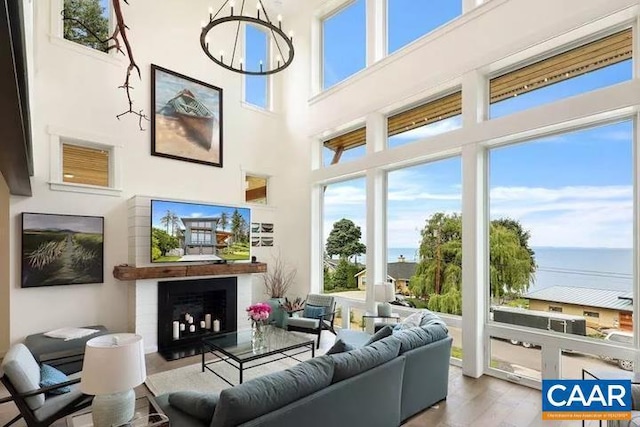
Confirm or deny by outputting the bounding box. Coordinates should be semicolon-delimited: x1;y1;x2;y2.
0;333;600;427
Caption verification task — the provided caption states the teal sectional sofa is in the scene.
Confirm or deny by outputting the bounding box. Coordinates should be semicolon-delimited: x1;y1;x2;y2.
156;312;452;427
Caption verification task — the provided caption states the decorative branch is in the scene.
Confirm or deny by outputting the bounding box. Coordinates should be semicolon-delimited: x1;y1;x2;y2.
62;0;148;130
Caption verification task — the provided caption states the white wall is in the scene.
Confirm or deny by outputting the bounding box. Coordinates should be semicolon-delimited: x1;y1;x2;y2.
0;173;10;356
8;0;308;343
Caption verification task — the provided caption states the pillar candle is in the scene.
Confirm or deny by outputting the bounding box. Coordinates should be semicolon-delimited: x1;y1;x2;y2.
205;314;212;329
189;324;195;333
213;319;220;332
188;317;194;324
172;321;180;340
179;323;185;331
200;320;206;328
185;313;191;322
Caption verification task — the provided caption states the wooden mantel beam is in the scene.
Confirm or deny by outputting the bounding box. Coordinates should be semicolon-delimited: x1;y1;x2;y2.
113;262;267;281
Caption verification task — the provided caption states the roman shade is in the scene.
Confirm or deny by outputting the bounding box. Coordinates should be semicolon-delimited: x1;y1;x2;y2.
62;143;109;187
387;91;462;138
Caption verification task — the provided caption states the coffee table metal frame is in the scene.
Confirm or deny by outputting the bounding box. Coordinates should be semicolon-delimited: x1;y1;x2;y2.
201;329;315;386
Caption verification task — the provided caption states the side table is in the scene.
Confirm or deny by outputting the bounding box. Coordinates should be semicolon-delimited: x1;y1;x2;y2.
67;395;168;427
362;312;401;331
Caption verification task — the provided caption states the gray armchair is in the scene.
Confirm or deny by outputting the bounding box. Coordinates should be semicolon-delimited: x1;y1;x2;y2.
0;344;92;427
285;294;337;349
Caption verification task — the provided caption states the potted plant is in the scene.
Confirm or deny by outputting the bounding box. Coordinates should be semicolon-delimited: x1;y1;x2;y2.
262;252;296;328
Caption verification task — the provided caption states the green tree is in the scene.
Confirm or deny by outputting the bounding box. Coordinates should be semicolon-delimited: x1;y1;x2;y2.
326;219;366;261
220;212;229;231
152;228;179;256
63;0;109;52
231;209;246;243
332;258;362;289
410;213;536;315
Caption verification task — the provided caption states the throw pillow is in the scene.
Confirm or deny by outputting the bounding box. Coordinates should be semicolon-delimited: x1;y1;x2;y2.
303;304;325;319
364;324;394;346
169;391;218;422
401;311;423;328
39;364;71;395
326;339;354;355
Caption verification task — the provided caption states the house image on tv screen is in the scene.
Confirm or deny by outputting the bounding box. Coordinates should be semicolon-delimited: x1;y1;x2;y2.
181;217;231;256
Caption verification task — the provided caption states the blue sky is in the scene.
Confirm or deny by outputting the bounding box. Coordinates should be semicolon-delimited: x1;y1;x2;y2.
151;200;250;231
245;24;268;108
322;8;634;251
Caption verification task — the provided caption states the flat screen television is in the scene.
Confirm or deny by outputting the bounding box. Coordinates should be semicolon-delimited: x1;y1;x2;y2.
150;199;251;263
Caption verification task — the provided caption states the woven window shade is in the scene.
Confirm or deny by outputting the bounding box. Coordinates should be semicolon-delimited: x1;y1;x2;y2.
323;127;366;153
62;143;109;187
490;28;632;104
387;91;462;137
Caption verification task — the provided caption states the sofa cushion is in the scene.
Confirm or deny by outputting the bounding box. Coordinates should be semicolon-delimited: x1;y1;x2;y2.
168;391;218;423
39;364;71;395
325;339;354;355
1;343;45;410
330;336;400;383
336;329;371;348
286;317;320;329
364;324;394;346
211;355;334;427
393;324;449;354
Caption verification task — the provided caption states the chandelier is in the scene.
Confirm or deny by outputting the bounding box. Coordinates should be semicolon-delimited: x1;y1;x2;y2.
200;0;295;76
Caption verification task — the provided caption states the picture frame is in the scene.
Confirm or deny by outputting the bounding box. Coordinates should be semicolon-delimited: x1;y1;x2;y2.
151;64;223;168
21;213;104;288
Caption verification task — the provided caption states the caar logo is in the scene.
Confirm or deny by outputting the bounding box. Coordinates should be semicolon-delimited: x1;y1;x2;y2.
542;379;631;421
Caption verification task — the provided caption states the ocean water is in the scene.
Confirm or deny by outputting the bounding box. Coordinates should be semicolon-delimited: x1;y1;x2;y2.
386;247;633;293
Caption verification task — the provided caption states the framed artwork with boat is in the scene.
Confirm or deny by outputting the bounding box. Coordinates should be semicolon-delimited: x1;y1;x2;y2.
151;65;223;167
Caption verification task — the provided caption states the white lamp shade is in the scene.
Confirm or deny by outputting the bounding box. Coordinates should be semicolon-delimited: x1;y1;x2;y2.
374;282;395;302
81;333;146;395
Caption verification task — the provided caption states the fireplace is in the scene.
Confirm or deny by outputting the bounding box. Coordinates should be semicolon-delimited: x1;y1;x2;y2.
157;277;237;360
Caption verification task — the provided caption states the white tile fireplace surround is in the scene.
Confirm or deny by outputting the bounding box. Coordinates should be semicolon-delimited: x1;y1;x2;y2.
126;196;253;354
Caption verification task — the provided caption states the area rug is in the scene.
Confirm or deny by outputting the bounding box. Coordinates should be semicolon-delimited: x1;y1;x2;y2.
145;353;314;396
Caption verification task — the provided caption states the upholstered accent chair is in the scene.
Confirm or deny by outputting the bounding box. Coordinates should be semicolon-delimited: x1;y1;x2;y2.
286;294;337;349
0;344;92;427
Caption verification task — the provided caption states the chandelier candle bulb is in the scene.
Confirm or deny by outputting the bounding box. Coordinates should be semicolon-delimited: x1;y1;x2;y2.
277;14;282;29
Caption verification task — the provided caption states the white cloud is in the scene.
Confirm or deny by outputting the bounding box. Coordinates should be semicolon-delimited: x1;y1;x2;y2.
389;116;461;142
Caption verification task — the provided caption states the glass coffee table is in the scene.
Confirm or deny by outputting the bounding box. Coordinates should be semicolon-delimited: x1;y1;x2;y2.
201;326;315;385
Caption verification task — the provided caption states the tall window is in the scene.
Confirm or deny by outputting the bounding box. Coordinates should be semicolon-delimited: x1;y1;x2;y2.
489;121;634;347
387;91;462;149
245;175;268;204
490;29;632;118
387;0;462;54
323;178;367;300
322;0;366;90
245;25;269;109
63;0;110;52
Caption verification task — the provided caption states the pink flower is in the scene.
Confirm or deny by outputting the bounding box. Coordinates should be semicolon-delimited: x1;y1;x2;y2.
246;302;272;321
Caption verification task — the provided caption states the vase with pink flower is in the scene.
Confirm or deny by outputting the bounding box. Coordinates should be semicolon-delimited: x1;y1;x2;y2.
246;302;271;350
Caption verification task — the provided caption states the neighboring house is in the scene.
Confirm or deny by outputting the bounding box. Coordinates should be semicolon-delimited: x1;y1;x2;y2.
323;258;339;273
355;256;418;294
525;286;633;331
182;217;220;255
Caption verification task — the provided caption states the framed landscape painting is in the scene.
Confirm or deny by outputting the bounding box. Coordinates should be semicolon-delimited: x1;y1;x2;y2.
151;64;223;167
21;213;104;288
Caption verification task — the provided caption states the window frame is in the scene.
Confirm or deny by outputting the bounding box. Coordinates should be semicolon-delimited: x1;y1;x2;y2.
48;126;123;197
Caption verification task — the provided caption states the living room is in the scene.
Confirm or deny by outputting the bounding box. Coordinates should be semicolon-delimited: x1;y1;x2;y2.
2;0;640;426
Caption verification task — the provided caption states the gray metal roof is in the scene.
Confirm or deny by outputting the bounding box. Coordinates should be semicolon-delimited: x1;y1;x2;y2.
524;286;632;312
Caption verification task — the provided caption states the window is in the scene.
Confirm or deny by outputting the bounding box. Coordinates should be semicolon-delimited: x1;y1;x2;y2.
489;121;633;341
323;178;367;299
63;0;110;52
245;25;269;109
245;175;268;204
387;0;462;54
548;306;563;313
323;127;366;166
387;91;462;149
62;142;109;187
387;158;462;315
322;0;366;90
490;29;632;118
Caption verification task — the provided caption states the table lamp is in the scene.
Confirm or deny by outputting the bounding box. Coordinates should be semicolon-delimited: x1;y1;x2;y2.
81;333;146;427
375;282;395;317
